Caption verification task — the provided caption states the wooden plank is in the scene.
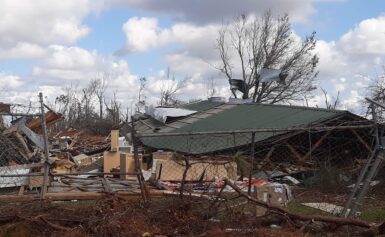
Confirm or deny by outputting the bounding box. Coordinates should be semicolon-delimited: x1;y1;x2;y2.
110;130;119;151
0;191;164;202
351;129;371;151
302;130;332;160
286;143;303;161
18;186;25;196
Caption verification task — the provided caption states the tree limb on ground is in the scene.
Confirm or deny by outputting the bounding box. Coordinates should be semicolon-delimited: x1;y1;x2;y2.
223;178;383;233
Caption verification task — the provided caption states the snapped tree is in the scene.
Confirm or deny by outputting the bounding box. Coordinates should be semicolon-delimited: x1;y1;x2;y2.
216;11;319;103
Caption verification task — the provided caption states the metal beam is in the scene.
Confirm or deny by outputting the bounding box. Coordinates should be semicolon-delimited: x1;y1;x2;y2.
137;125;374;138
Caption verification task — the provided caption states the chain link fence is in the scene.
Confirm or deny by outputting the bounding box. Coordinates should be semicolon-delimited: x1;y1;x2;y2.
135;123;375;219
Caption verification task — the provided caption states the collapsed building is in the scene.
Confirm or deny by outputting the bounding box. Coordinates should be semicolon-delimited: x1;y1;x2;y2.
0;98;376;208
132;98;373;186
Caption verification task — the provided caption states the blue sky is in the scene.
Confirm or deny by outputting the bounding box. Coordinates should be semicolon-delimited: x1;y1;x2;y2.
0;0;384;113
296;0;385;40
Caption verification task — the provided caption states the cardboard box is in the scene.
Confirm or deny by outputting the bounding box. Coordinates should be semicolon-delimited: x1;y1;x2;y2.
29;175;50;188
254;183;292;216
103;151;121;177
155;159;237;181
73;154;92;166
153;151;174;161
120;153;137;180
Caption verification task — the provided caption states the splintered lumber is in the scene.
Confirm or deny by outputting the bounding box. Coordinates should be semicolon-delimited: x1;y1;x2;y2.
351;129;371;151
302;130;331;160
286;143;303;161
27;111;62;133
0;103;10;113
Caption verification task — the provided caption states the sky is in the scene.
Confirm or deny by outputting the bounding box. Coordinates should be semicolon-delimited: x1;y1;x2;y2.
0;0;385;114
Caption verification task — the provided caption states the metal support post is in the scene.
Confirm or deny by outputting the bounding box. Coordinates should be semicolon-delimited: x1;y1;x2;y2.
342;102;384;217
39;92;50;201
248;132;255;195
131;116;147;202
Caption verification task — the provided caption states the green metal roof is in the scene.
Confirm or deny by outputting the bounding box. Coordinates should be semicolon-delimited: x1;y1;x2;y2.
179;100;224;112
140;103;347;154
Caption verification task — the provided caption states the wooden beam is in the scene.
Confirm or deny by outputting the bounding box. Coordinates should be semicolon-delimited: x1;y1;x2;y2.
14;133;32;159
137;125;373;138
302;130;332;160
286;143;303;161
350;129;371;151
0;191;164;203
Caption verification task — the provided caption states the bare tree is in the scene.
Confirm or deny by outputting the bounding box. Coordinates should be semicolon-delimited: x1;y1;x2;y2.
92;74;108;119
159;67;187;106
55;84;80;128
217;11;319;103
105;91;121;125
320;87;340;110
367;71;385;120
205;76;216;99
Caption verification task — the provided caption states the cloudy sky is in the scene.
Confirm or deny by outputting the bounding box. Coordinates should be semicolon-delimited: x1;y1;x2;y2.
0;0;384;114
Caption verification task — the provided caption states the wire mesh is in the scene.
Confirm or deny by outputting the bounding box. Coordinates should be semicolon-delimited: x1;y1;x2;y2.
136;124;375;219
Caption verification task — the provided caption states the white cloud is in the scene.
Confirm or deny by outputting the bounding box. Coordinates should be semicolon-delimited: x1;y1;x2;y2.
33;45;121;82
122;17;161;52
340;16;385;55
0;43;47;59
0;73;23;90
121;17;219;55
29;45;143;108
295;15;385;112
0;0;103;59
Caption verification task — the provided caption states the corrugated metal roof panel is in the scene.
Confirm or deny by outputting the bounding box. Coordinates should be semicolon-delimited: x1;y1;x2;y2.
179;100;224;112
140;102;348;154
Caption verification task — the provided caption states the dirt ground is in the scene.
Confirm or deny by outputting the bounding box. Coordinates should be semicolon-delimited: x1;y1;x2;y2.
0;195;307;237
0;191;382;237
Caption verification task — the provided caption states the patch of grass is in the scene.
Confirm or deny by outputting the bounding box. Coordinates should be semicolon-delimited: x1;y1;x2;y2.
286;201;330;216
360;209;385;222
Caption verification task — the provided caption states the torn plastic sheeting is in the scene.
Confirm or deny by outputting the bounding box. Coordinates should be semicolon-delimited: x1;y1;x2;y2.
153;107;197;123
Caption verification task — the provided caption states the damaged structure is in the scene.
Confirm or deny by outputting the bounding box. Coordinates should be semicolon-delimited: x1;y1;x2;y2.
0;95;379;223
134;99;372;175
